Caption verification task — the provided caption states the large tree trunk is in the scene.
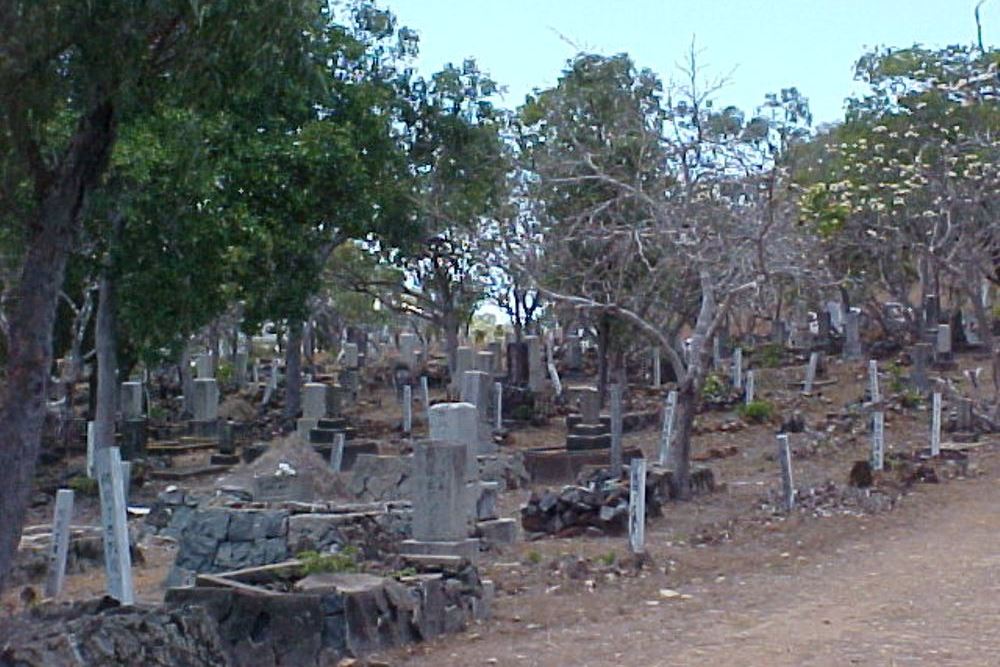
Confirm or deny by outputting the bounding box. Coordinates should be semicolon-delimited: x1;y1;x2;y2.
93;272;118;459
283;320;303;423
442;308;460;376
0;101;116;593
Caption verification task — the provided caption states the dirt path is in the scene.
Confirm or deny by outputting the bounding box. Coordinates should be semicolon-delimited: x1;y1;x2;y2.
400;472;1000;666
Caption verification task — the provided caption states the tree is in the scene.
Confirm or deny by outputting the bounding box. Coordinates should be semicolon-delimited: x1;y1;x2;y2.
0;0;325;593
518;50;814;494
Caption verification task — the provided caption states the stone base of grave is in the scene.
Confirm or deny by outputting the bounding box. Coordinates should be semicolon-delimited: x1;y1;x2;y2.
310;425;356;444
522;446;643;484
253;472;315;503
188;419;219;438
475;518;518;545
950;431;980;443
476;482;500;521
399;538;480;564
932;357;958;371
210;453;241;466
312;441;379;471
120;418;148;459
565;434;612;451
296;417;319;440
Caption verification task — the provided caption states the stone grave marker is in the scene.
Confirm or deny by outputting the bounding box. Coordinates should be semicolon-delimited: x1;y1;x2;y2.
745;370;756;404
525;335;545;392
120;381;143;419
911;343;931;393
399;332;418;371
44;489;74;598
732;347;743;390
494;381;503;431
658;390;677;467
868;360;880;403
421;376;430;422
803;352;819;394
403;384;412;435
452;346;474;393
844;310;862;359
330;432;345;472
96;446;134;605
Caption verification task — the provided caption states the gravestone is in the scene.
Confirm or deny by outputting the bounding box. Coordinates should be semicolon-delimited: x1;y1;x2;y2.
452;346;474;393
488;341;503;373
934;324;955;368
428;403;479;483
564;335;583;372
652;348;661;387
254;473;314;502
506;342;529;386
566;387;610;451
233;350;248;388
475;351;495;374
911;343;932;393
524;336;545;393
342;342;359;369
844;311;862;359
732;348;743;390
745;370;756;404
402;385;412;435
494;381;503;431
817;311;833;348
399;332;419;371
302;383;330;420
401;440;477;562
192;378;219;431
771;320;787;346
120;381;143;420
461;371;495;454
421;376;430;423
329;432;346;472
868;360;880;403
95;447;133;605
44;489;74;598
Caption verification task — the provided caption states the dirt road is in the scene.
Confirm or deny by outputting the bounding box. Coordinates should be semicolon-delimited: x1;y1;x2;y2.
400;471;1000;666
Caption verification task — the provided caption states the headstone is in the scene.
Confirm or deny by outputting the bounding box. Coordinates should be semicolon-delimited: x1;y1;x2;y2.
44;489;74;598
712;336;723;370
658;390;677;467
475;351;495;374
95;447;133;605
233;350;248;387
826;301;844;332
452;346;474;393
330;432;345;472
911;343;931;393
772;320;787;346
488;341;503;372
579;386;601;424
817;311;833;348
120;381;143;419
461;370;495;454
732;348;743;390
494;381;503;431
195;354;213;379
506;342;529;386
804;352;819;394
935;324;953;361
844;311;862;359
409;440;471;542
628;458;646;554
745;370;756;404
403;384;412;435
652;348;662;387
398;332;419;370
868;359;880;403
871;411;885;471
931;392;942;457
192;378;219;422
302;383;329;420
609;384;623;477
923;294;940;328
342;342;359;368
428;403;479;482
524;336;545;392
565;335;583;371
777;434;795;511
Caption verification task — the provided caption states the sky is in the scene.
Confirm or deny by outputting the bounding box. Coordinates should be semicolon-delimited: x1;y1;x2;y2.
385;0;999;126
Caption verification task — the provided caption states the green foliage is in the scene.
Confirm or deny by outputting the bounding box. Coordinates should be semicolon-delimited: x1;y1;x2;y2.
68;476;99;497
215;361;234;387
296;547;359;575
737;400;774;424
526;550;542;565
700;373;727;401
755;344;784;368
599;550;617;566
884;361;905;393
511;404;533;421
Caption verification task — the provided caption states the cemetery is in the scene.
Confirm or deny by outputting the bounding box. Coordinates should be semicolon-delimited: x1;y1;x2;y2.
1;2;998;666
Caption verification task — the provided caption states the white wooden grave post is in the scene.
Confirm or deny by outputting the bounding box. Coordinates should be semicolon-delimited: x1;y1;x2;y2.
421;375;430;423
732;347;743;390
652;348;662;387
745;370;756;404
777;434;795;511
804;352;819;394
330;432;346;472
868;359;880;403
120;460;131;507
96;446;134;605
658;390;677;467
930;392;942;457
86;421;96;478
628;458;646;554
44;489;74;598
402;384;412;435
872;411;885;471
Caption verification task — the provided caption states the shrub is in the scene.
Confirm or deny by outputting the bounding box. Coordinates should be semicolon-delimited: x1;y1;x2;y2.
526;550;542;565
296;546;359;575
599;550;616;566
701;373;726;401
68;475;99;497
737;400;774;423
755;343;783;368
216;361;234;386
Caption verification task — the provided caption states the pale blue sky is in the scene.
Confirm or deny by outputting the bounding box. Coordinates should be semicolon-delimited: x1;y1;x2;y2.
385;0;999;125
